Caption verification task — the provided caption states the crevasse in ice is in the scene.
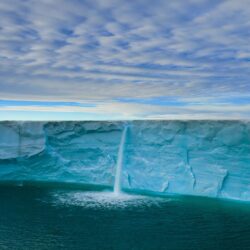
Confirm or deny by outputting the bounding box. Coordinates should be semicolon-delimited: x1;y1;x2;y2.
0;121;249;201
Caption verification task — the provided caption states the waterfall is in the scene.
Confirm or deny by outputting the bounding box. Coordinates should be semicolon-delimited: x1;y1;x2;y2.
114;126;127;195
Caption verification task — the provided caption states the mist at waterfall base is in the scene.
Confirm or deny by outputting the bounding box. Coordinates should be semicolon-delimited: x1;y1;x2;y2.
0;121;250;249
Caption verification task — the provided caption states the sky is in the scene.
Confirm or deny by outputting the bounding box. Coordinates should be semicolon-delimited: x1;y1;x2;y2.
0;0;249;120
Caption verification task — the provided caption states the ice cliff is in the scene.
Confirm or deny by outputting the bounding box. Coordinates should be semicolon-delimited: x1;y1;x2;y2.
0;121;249;201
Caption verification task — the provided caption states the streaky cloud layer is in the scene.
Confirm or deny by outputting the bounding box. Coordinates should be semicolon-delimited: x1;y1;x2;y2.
0;0;249;119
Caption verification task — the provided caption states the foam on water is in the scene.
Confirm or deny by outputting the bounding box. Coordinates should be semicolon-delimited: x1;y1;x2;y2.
50;191;170;209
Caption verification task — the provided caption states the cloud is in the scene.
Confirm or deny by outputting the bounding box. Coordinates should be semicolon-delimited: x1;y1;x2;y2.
0;100;249;120
0;0;249;119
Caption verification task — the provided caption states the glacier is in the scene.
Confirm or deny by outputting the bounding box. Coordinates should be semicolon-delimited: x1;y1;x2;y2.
0;121;249;201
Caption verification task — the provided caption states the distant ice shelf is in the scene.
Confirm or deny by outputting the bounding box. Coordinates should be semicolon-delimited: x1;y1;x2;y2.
0;120;249;201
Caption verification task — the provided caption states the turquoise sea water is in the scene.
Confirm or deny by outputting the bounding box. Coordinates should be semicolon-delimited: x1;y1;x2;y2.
0;184;250;250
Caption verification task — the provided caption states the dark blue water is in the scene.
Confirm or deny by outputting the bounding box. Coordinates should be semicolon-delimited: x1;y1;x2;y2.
0;184;250;250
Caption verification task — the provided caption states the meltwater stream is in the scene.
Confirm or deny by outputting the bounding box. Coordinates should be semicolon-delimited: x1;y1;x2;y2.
114;126;128;195
49;125;152;209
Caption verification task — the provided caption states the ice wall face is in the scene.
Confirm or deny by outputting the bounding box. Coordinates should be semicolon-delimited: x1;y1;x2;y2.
0;122;45;159
0;121;249;201
124;121;250;201
0;121;122;186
